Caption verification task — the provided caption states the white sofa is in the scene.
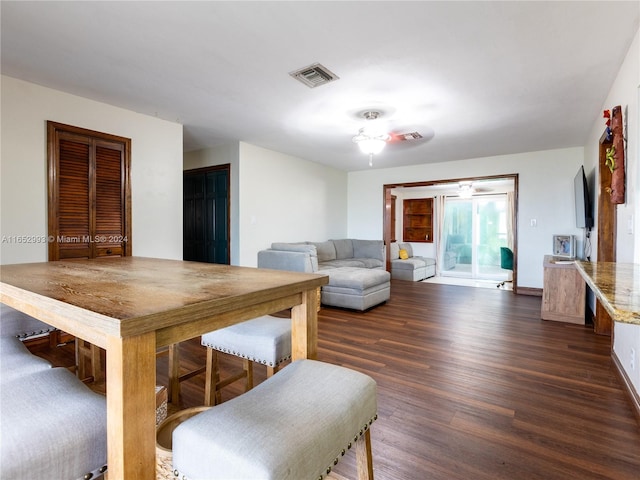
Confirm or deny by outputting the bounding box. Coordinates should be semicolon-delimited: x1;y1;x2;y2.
390;242;436;281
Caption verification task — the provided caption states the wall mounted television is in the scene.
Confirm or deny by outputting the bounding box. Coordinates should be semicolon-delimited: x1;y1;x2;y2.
574;165;593;229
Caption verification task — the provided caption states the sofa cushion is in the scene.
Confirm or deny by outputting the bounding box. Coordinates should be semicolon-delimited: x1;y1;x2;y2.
319;259;367;269
353;258;384;269
392;258;426;270
320;258;384;270
331;239;354;260
309;241;336;262
399;249;409;259
389;242;400;260
398;242;414;257
418;257;436;267
352;239;384;262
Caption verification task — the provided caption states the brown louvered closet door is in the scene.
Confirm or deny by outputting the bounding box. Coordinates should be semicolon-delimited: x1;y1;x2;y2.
57;136;92;259
48;122;131;261
94;142;125;257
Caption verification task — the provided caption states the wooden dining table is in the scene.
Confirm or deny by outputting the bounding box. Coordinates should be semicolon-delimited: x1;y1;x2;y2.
0;256;329;479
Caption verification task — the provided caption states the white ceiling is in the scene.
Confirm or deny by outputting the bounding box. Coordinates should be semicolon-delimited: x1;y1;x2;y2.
2;1;638;172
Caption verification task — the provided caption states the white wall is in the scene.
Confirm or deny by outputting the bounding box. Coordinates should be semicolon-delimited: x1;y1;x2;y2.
186;142;348;267
348;147;585;289
238;142;348;266
184;144;240;265
0;76;183;264
584;29;640;396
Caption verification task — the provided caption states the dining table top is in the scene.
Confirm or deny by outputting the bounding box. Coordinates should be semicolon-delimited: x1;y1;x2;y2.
0;256;329;347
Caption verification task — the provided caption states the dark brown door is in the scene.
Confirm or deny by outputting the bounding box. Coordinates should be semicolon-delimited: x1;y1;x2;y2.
183;165;230;264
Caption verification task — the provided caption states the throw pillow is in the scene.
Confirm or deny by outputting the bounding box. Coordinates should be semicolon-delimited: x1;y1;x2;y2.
399;249;409;260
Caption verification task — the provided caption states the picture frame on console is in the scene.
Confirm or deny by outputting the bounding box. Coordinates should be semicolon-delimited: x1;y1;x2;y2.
552;234;575;258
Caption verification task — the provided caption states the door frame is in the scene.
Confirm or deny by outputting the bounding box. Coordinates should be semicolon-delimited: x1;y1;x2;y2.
440;193;510;280
383;173;519;293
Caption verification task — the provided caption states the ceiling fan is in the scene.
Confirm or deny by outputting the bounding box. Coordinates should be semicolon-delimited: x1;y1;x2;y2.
352;111;428;166
415;181;495;197
456;181;498;197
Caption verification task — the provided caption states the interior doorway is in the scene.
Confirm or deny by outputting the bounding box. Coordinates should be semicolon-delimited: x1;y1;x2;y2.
441;194;509;282
383;174;518;292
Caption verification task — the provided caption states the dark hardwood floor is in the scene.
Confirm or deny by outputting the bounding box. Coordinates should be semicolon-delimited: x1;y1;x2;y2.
33;280;640;480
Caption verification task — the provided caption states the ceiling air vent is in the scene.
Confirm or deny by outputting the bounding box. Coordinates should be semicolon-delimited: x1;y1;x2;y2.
397;132;423;141
289;63;339;88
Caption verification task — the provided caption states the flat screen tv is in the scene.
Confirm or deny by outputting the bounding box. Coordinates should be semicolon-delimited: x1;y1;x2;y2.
574;165;593;229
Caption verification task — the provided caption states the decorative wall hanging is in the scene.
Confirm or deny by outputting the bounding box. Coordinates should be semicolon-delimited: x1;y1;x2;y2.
607;105;625;204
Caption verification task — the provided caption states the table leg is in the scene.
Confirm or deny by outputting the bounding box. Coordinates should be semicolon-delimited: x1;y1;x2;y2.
168;343;181;405
290;287;318;360
106;331;157;480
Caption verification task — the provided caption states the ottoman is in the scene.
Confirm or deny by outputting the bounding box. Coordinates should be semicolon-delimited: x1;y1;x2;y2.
320;267;390;311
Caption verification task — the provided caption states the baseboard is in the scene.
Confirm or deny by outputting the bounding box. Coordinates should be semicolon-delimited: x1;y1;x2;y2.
516;287;542;296
612;351;640;427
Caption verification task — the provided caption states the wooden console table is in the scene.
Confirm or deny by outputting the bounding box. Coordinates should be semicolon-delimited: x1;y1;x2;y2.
574;261;640;325
541;255;585;324
0;257;328;480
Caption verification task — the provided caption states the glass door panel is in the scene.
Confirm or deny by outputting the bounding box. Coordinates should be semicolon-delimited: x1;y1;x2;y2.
476;196;507;278
442;195;508;281
442;199;472;277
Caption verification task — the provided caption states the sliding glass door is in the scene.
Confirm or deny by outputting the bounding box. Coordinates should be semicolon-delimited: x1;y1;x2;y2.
441;194;509;280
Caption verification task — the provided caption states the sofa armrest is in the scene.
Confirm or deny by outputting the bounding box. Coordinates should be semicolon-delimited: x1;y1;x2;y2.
257;249;318;273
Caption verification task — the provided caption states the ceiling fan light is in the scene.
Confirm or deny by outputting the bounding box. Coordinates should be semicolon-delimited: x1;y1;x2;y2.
357;137;386;155
458;183;475;198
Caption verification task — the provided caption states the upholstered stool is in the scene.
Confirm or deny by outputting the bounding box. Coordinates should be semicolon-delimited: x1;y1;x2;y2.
0;367;107;479
1;303;106;383
173;359;377;480
200;315;291;406
0;303;57;339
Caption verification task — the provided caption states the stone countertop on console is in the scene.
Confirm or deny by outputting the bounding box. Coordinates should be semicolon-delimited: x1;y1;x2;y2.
575;261;640;325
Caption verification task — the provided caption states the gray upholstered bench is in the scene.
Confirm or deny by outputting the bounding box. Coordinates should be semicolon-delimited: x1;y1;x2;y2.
320;266;390;311
0;367;107;479
173;359;377;480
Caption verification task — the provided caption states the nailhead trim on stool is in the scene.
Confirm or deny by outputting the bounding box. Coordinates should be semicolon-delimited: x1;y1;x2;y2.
201;315;292;405
201;315;292;367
